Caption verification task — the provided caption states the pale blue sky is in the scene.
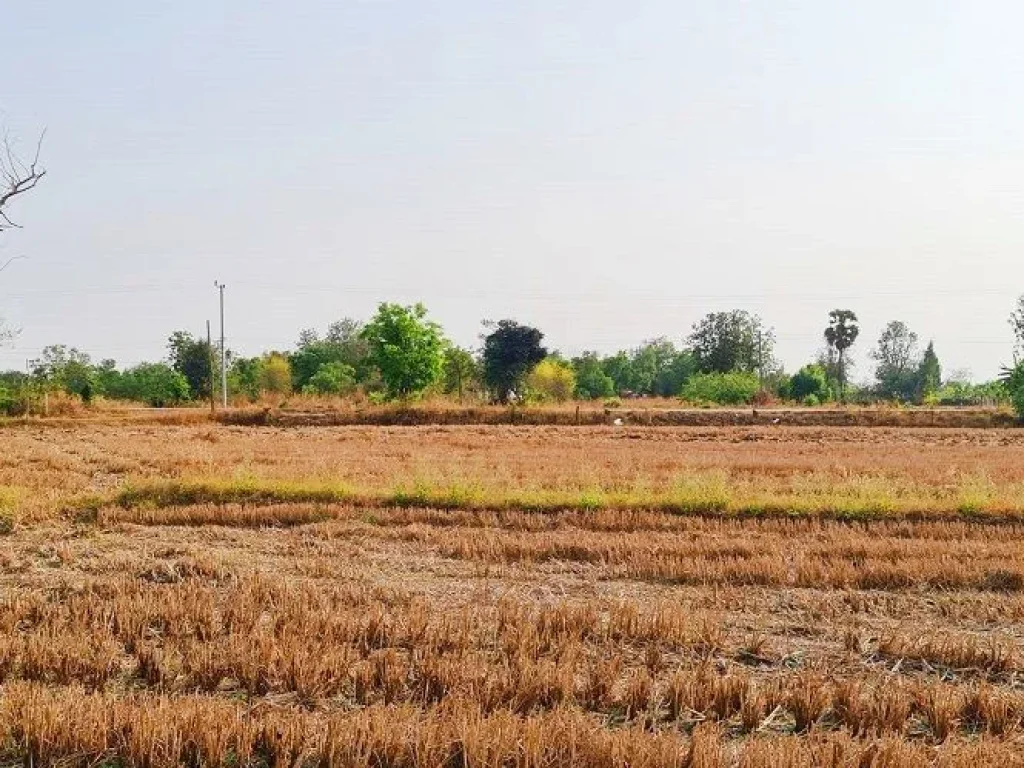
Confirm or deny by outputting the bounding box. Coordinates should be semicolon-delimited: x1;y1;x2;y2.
1;1;1022;379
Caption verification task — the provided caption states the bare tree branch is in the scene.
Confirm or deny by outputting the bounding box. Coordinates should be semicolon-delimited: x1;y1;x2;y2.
0;129;46;233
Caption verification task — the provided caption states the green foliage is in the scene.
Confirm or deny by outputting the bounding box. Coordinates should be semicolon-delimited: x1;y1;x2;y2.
120;363;190;407
594;341;695;397
167;331;213;400
302;361;356;396
228;357;263;401
872;320;920;401
526;358;576;403
0;384;17;415
259;353;292;395
916;341;941;400
482;320;547;403
1005;362;1024;419
442;346;480;399
32;345;98;402
824;309;859;401
361;303;445;399
573;352;615;399
290;318;370;392
689;311;775;375
934;379;1008;407
681;371;760;405
790;364;831;403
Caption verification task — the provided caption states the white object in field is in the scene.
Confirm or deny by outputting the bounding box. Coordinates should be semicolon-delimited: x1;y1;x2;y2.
772;418;781;424
613;418;623;426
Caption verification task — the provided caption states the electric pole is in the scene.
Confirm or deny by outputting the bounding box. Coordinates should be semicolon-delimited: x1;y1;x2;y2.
214;281;227;408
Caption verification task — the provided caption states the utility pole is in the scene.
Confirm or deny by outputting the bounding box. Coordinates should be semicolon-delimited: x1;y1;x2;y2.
207;320;215;414
214;281;227;408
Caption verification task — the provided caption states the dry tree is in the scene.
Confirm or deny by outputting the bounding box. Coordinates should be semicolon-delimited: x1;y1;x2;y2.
0;128;46;235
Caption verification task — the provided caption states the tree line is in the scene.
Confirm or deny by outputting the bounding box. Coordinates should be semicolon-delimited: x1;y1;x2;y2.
3;300;1024;415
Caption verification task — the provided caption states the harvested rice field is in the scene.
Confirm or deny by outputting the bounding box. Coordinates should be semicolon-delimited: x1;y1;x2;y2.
2;423;1024;766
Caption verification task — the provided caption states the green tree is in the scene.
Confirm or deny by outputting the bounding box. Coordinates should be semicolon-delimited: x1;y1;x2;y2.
824;309;859;402
361;303;445;399
573;353;615;399
656;348;697;397
229;357;264;401
790;364;831;404
291;318;371;392
32;345;97;402
600;351;631;395
1004;361;1024;419
526;358;576;403
167;331;213;401
122;363;190;407
916;341;941;401
302;361;357;396
482;320;547;403
689;311;775;375
94;359;122;398
442;346;480;400
871;320;920;401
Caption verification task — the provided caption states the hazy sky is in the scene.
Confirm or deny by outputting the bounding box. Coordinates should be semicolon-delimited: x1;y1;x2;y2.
2;1;1022;380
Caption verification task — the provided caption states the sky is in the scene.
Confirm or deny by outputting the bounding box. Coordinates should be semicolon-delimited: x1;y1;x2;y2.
1;1;1023;381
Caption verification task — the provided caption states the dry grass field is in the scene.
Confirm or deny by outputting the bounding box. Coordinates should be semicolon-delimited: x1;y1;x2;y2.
2;423;1024;766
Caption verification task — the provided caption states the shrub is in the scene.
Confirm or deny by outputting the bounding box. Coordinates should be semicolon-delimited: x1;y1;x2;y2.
526;358;576;403
302;362;356;396
790;364;830;403
803;394;820;407
259;353;292;395
574;358;615;399
122;363;190;407
680;372;760;405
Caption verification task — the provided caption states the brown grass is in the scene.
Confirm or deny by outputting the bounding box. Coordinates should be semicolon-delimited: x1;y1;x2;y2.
4;422;1024;765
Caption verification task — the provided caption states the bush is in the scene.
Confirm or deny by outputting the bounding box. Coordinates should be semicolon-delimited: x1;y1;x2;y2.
680;371;760;405
123;363;190;407
790;364;831;403
0;385;17;416
259;353;293;395
526;358;576;403
302;362;356;396
802;394;820;407
575;365;615;399
934;380;1008;407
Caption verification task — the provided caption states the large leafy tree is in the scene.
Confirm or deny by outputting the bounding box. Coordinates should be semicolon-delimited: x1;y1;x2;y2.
689;310;775;375
871;320;920;401
824;309;859;402
573;352;615;399
361;303;445;399
167;331;213;400
482;320;547;403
